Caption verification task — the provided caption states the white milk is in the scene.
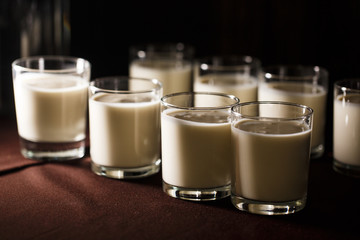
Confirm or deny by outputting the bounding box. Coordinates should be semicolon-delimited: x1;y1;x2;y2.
231;120;311;202
194;74;258;103
161;109;231;188
258;82;326;149
89;93;160;168
13;73;88;142
129;59;192;96
333;94;360;166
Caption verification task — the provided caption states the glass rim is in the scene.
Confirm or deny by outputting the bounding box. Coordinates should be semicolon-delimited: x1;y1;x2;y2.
263;64;328;81
89;76;162;94
196;55;261;71
161;91;240;110
12;55;91;73
231;101;314;121
334;78;360;93
130;42;194;51
130;42;195;60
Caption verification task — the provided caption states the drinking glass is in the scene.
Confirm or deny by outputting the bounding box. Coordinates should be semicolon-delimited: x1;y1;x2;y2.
12;56;90;160
161;92;239;201
231;101;313;215
129;43;194;96
333;79;360;177
193;55;261;102
258;65;328;158
89;76;162;179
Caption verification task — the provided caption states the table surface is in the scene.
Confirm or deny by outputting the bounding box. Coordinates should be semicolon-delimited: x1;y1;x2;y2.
1;115;360;240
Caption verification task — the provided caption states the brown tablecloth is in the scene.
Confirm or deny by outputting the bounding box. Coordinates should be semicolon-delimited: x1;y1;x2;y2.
1;116;359;240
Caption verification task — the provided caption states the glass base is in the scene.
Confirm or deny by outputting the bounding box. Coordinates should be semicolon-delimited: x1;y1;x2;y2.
333;160;360;178
20;137;85;161
311;143;324;159
163;181;230;201
231;195;306;215
91;159;161;179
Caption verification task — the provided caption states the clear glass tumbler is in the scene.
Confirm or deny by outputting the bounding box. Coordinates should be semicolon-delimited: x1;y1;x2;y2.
193;55;261;103
333;79;360;177
231;101;313;215
89;76;162;179
161;92;239;201
129;43;194;96
258;65;328;158
12;56;90;160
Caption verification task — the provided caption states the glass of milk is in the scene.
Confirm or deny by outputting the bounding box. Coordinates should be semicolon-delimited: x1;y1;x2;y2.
333;79;360;177
129;43;194;96
161;92;239;201
89;76;162;179
231;101;313;215
193;55;261;102
258;65;328;158
12;56;91;160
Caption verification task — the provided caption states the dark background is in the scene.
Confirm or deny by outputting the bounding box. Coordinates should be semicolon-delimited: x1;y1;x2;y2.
1;0;360;153
70;0;360;81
